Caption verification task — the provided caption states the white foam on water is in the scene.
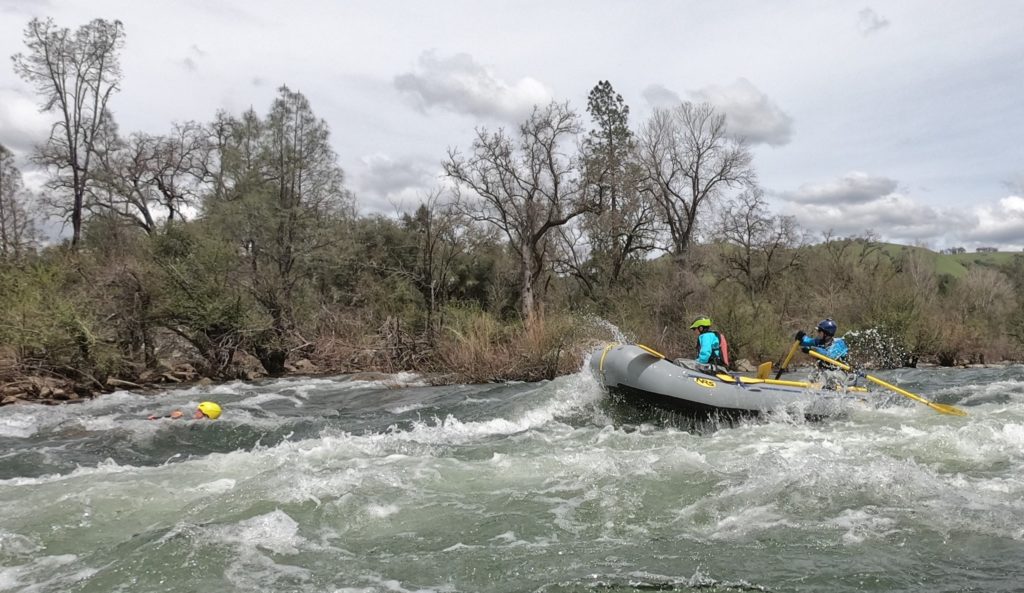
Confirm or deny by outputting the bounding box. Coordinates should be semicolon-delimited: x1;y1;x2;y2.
0;412;37;438
352;573;458;593
213;512;320;593
954;379;1024;406
0;390;142;438
0;457;133;487
0;531;43;558
365;503;400;518
341;372;429;389
829;508;898;544
705;504;795;541
0;554;96;593
190;478;237;494
388;403;427;414
206;509;304;555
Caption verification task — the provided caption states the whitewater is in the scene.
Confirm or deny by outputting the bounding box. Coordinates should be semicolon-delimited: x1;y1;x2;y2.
1;359;1022;593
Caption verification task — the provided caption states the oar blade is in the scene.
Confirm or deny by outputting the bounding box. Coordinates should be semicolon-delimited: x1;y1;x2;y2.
775;341;800;379
929;402;968;417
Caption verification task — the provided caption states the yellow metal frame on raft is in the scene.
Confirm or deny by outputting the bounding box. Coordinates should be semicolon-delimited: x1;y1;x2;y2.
598;342;868;393
712;372;869;392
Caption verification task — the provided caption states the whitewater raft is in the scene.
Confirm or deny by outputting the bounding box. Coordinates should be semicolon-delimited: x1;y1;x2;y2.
591;343;868;420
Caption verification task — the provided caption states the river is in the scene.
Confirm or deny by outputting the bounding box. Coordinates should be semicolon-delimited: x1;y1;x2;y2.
1;358;1022;593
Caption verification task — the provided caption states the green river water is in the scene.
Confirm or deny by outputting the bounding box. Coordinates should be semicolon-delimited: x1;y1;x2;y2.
1;356;1021;593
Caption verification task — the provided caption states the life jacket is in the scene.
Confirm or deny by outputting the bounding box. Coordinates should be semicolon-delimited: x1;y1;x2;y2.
696;330;730;367
716;331;730;367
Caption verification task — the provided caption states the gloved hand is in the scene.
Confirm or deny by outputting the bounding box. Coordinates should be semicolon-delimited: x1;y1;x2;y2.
801;346;810;354
794;330;806;341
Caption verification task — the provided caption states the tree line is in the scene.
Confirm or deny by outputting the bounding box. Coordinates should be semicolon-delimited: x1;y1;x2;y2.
2;18;1022;398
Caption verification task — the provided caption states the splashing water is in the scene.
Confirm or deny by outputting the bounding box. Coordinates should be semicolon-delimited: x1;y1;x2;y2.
0;359;1022;593
584;315;635;343
843;326;911;369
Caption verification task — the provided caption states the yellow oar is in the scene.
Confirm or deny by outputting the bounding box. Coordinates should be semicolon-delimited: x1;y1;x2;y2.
774;341;800;379
806;350;967;417
636;343;665;359
756;361;772;379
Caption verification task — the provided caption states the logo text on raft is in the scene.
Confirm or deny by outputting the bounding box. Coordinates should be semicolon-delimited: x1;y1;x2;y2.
694;377;716;388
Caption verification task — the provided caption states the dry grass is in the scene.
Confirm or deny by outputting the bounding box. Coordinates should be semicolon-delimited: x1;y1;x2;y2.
435;309;598;383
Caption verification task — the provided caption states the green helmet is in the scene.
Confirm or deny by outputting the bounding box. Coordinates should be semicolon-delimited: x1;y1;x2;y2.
689;316;712;329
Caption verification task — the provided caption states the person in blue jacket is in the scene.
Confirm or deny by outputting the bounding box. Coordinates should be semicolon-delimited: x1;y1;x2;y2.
795;318;850;388
690;316;728;373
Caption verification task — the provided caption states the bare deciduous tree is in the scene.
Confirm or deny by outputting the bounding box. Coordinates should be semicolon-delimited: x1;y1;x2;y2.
715;187;804;305
403;189;465;333
90;121;212;234
12;17;125;248
0;145;38;258
445;101;585;321
637;102;755;263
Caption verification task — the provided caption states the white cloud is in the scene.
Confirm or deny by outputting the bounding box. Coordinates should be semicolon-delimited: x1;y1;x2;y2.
858;7;890;36
180;44;207;72
777;172;1024;250
0;0;51;14
779;172;898;205
962;195;1024;247
688;78;794;146
352;153;440;215
780;192;959;241
394;51;551;122
0;86;51;159
641;84;681;110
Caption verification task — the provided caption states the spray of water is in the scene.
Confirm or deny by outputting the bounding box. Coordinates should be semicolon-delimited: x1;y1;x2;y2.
582;315;635;344
843;326;911;369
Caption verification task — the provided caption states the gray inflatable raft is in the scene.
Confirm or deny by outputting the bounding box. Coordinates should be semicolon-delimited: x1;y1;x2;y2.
590;343;867;419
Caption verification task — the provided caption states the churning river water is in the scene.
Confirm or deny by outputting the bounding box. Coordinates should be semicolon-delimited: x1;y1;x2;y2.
1;356;1023;593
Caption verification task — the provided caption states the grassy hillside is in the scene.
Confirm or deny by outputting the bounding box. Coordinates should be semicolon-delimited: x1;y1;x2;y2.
876;243;967;277
875;243;1022;278
947;251;1023;270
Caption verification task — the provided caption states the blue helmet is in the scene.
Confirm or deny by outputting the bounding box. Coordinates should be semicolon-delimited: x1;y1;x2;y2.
817;318;837;337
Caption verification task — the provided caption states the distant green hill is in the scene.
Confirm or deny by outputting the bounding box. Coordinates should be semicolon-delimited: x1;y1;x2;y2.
876;243;1022;278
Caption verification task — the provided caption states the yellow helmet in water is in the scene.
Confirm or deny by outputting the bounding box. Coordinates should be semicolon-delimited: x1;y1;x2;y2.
197;401;222;420
689;316;712;329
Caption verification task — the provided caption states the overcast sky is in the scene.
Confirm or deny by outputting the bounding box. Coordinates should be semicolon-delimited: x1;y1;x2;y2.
1;0;1022;250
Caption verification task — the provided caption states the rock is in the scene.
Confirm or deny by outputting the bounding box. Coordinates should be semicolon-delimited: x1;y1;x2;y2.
348;371;391;382
1;395;25;406
138;370;157;383
29;376;64;397
173;363;198;381
292;358;318;373
733;359;756;373
195;377;214;386
107;378;145;390
230;352;267;381
2;384;27;397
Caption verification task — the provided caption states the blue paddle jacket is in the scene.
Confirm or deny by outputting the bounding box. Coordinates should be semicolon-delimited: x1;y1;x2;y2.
696;331;723;365
799;335;849;365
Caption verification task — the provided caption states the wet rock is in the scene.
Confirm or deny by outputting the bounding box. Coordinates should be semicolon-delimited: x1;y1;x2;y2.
284;358;319;374
166;363;199;382
107;378;144;390
228;352;267;381
733;359;756;373
137;369;156;383
2;383;27;397
348;371;392;382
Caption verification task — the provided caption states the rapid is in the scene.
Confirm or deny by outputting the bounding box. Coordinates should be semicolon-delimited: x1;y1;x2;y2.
1;358;1023;593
